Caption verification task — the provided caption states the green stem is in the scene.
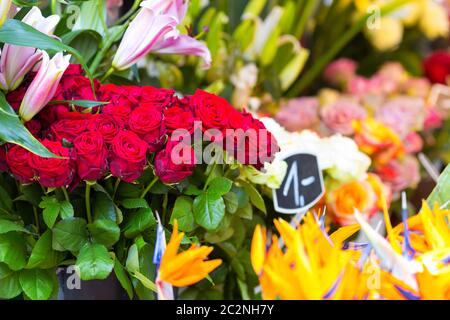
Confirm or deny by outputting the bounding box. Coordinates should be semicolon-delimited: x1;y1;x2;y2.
33;206;40;234
85;183;93;224
287;0;411;97
140;177;159;199
294;0;317;39
114;0;142;26
89;24;128;75
61;187;70;202
162;193;168;224
112;178;121;201
100;67;115;83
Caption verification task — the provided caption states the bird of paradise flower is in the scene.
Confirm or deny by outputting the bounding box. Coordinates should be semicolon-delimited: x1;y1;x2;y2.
251;196;450;300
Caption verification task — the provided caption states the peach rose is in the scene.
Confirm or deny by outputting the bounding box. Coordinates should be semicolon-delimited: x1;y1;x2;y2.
330;179;377;225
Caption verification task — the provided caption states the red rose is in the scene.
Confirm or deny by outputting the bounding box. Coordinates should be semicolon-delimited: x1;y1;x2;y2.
49;119;89;143
226;114;279;170
6;85;28;110
424;51;450;84
141;86;175;107
110;131;148;182
37;104;70;126
249;117;279;169
87;114;123;143
129;105;166;152
191;89;233;132
164;99;194;133
99;84;134;109
25;120;42;137
0;146;7;172
28;140;75;188
124;86;143;106
102;103;132;127
155;140;196;184
6;145;34;183
57;64;100;101
74;131;108;181
228;110;255;131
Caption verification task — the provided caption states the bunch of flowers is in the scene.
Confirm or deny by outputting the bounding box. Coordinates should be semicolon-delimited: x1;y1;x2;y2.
239;117;390;225
251;199;450;300
1;64;277;189
276;60;449;202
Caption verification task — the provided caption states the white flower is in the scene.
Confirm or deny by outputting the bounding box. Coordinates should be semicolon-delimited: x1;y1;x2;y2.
259;117;371;183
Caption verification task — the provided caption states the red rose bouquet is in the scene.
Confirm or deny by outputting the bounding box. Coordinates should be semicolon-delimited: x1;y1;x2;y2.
0;64;279;300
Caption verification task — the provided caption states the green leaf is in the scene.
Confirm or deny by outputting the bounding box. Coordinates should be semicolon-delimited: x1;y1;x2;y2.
428;164;450;209
0;263;22;299
0;19;78;61
76;243;114;281
0;19;93;88
132;271;157;293
239;180;266;213
19;269;55;300
123;208;156;238
236;202;253;220
223;192;239;214
60;200;74;219
52;218;89;252
184;185;203;196
88;219;120;247
170;196;196;232
121;198;149;209
208;177;233;197
39;196;61;229
125;244;139;273
0;219;30;234
0;233;27;270
193;192;225;230
27;230;61;269
49;100;108;108
0;185;12;211
21;184;44;207
0;92;57;158
93;192;116;222
114;259;133;300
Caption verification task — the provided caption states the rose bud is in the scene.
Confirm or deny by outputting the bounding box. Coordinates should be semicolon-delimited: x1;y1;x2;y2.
87;114;123;144
129;105;166;152
155;140;196;184
74;132;109;181
6;145;35;183
28;140;75;188
110;130;148;183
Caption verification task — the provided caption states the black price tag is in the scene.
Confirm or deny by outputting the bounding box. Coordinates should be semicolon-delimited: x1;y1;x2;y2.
272;153;324;214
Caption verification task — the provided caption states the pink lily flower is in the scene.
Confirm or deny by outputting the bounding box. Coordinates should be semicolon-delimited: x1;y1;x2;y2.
112;0;211;71
0;7;60;92
19;52;71;122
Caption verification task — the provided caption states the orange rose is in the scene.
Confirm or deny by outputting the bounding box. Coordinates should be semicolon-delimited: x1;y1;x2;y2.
353;118;404;165
330;179;376;225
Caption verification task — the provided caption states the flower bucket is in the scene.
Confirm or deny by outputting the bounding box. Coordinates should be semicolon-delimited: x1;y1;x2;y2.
56;267;130;300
